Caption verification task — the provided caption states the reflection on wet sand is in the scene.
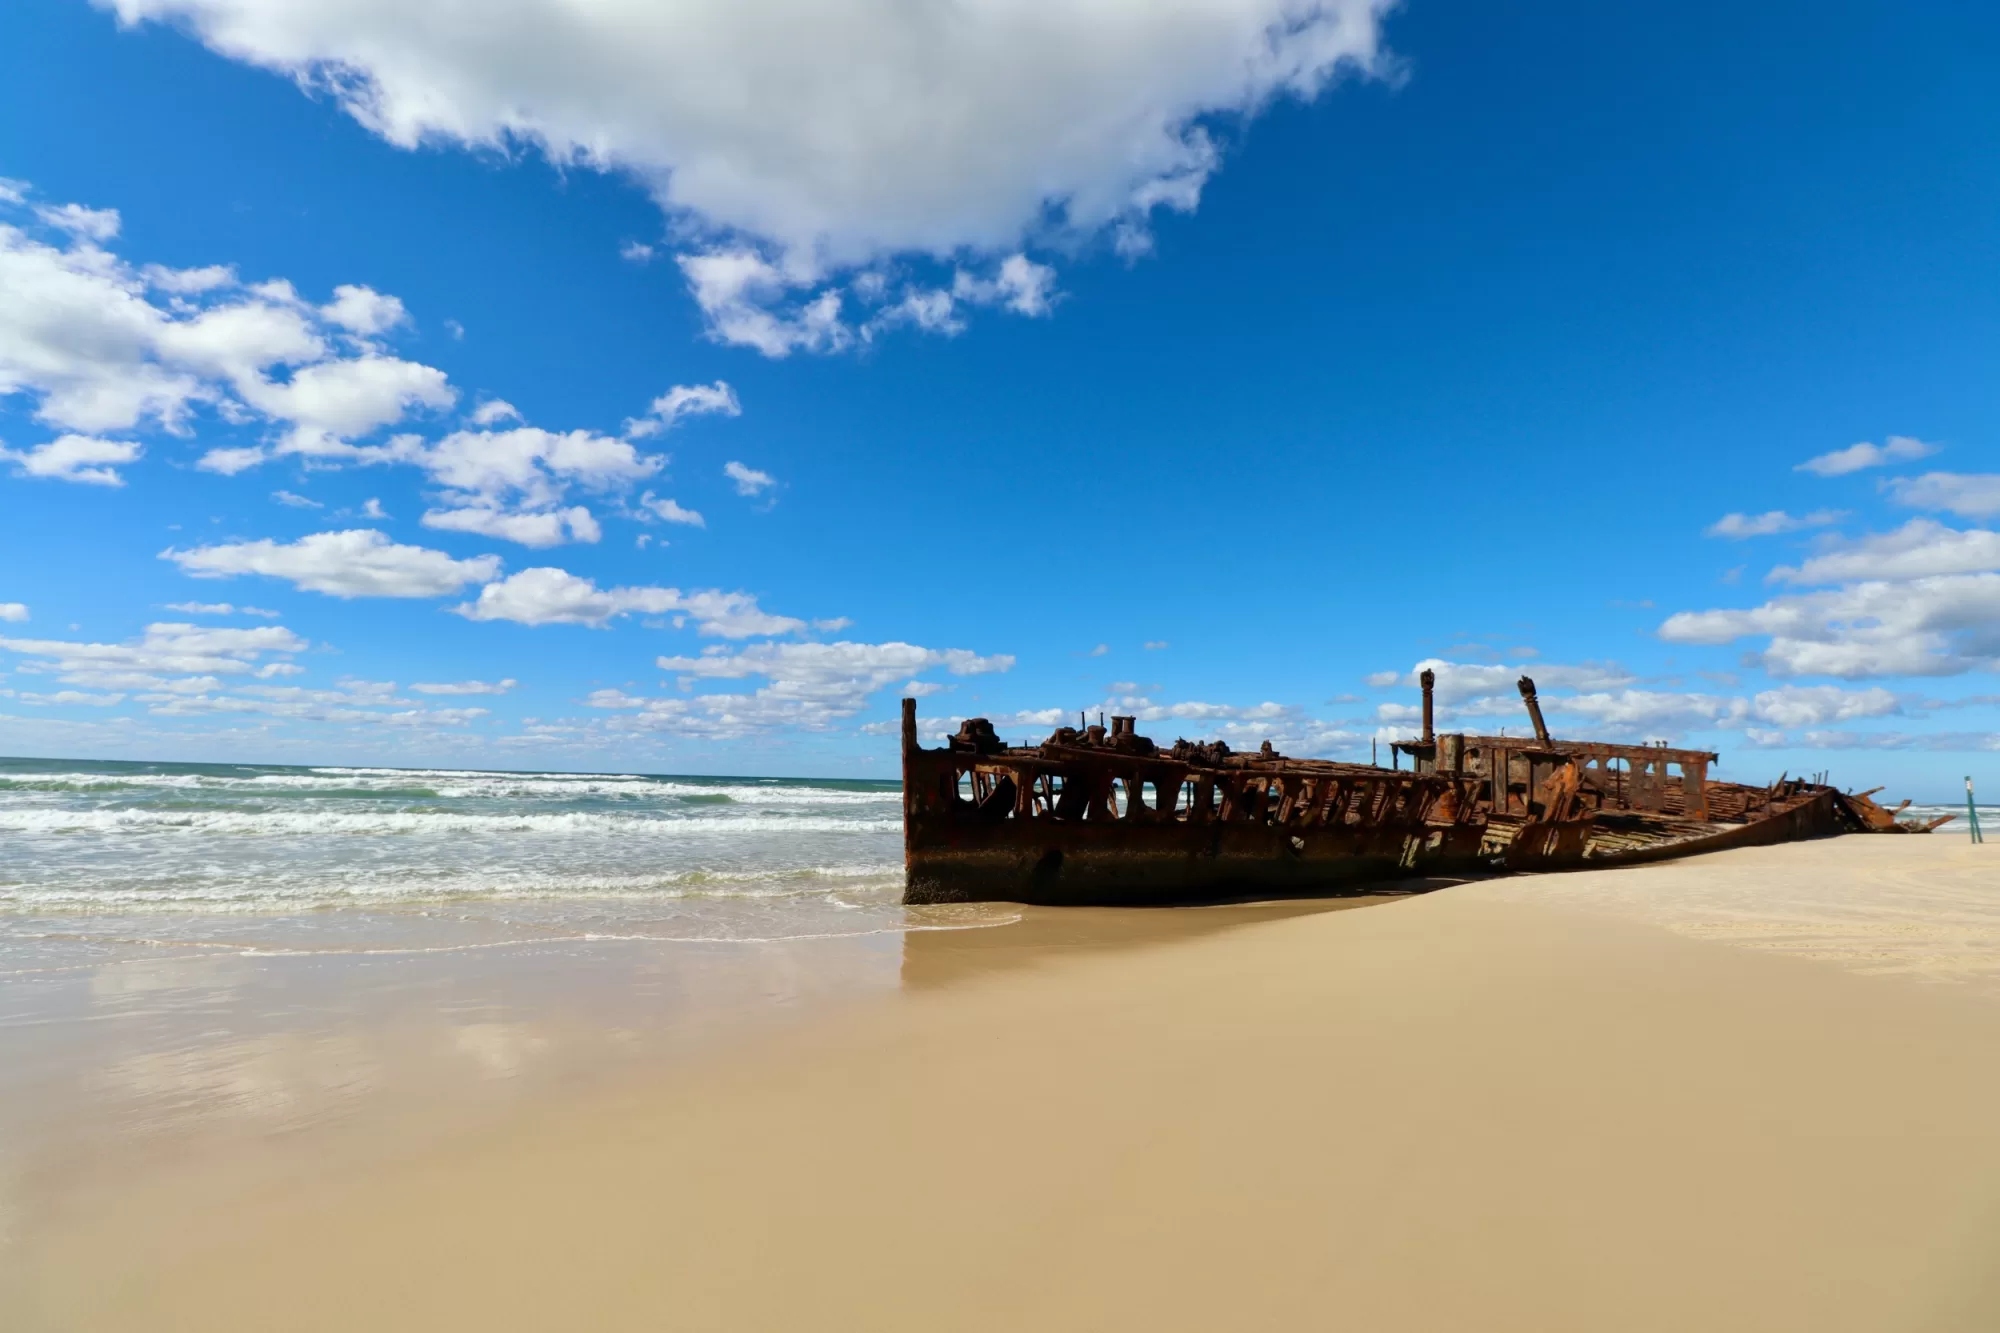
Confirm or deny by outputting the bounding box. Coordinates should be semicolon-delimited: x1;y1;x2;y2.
1;930;908;1219
0;888;1435;1263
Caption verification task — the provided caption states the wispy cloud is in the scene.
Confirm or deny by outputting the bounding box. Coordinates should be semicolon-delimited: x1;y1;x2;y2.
1887;472;2000;519
1795;435;1935;477
724;461;775;496
1705;509;1842;539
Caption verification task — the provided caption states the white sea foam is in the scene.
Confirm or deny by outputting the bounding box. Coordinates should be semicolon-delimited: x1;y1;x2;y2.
0;770;894;805
0;862;904;912
0;758;910;952
1903;803;1993;823
0;807;902;837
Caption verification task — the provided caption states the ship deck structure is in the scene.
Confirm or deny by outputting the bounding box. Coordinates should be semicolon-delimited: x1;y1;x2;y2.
900;673;1945;906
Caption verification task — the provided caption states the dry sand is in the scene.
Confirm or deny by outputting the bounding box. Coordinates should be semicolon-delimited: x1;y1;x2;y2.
10;836;2000;1331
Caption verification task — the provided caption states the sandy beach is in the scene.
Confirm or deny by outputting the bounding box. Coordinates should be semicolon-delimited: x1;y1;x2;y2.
9;835;2000;1331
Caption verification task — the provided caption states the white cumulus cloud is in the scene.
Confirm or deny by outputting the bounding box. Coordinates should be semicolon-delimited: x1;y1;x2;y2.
637;492;704;527
454;567;802;636
469;400;521;427
1466;684;1902;739
195;447;267;476
1770;519;2000;585
1747;684;1900;729
609;639;1014;734
421;503;602;548
163;601;279;617
236;352;453;457
624;381;739;439
410;678;517;695
35;202;121;241
673;590;807;639
1795;435;1936;477
1372;658;1636;704
320;283;408;336
952;255;1059;317
1368;668;1911;745
0;191;453;454
1660;574;2000;678
409;425;666;547
723;461;774;496
0;621;307;682
1663;516;2000;678
678;251;849;356
98;0;1394;349
164;529;502;598
1887;472;2000;520
0;433;142;485
9;689;128;707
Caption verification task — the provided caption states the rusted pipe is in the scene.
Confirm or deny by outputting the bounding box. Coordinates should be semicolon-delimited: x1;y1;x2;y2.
1420;668;1436;745
1516;676;1552;745
902;697;918;756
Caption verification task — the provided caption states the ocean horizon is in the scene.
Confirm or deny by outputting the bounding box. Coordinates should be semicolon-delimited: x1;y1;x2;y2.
0;753;906;933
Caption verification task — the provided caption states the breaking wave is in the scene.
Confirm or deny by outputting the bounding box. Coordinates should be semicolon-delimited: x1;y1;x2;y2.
0;807;902;837
0;769;889;805
0;757;909;943
0;862;905;914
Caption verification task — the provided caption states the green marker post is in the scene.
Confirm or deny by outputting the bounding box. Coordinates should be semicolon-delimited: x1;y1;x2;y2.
1969;776;1985;845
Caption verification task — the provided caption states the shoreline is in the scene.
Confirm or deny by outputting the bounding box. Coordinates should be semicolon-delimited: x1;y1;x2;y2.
10;838;2000;1330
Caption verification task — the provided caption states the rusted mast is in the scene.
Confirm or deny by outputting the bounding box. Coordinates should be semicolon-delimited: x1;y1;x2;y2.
1420;668;1436;745
1516;676;1552;746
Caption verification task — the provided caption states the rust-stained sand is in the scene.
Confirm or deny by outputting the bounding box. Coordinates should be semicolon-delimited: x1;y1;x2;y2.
11;838;2000;1332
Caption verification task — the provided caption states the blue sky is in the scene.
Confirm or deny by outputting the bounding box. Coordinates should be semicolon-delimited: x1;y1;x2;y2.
1;0;1997;797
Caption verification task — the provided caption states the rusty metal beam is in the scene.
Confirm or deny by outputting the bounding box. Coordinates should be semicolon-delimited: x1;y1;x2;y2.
1454;736;1720;765
1516;676;1552;745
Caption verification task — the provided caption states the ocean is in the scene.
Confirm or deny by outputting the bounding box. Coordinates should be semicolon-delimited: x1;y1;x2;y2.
0;755;951;956
0;755;1017;1157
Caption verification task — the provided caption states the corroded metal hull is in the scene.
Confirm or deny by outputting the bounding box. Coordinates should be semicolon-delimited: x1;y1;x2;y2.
906;818;1488;907
1490;783;1847;872
900;674;1942;907
901;701;1489;907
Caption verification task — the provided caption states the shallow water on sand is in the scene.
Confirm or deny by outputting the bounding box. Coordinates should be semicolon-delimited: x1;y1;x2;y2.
0;756;1021;1183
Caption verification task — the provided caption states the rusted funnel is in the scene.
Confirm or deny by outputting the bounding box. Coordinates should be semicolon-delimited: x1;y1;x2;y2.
1516;676;1552;745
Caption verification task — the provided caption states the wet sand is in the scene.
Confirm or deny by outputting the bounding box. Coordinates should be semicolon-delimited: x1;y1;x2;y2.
9;838;2000;1331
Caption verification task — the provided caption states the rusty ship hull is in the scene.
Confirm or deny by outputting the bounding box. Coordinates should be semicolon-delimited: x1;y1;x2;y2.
901;701;1487;906
905;802;1488;907
900;672;1943;907
1394;675;1941;873
1482;779;1848;870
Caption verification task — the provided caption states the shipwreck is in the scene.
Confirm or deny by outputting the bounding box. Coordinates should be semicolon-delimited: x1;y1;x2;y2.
900;673;1945;906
